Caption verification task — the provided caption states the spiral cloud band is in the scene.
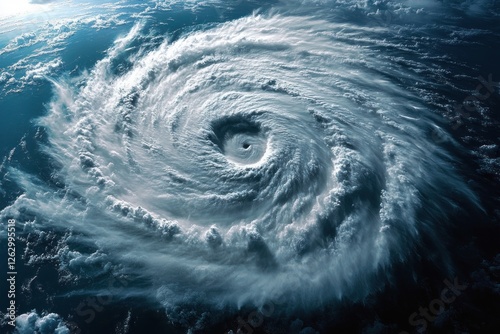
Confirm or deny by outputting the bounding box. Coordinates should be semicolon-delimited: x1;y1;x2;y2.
4;9;481;324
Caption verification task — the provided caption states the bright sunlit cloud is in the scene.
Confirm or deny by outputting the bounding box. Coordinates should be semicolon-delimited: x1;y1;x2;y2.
0;0;50;19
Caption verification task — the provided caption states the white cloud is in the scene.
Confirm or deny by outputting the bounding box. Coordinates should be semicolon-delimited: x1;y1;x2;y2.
15;311;69;334
22;58;63;82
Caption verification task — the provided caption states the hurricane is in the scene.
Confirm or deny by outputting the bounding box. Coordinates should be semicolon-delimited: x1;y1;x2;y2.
1;0;499;333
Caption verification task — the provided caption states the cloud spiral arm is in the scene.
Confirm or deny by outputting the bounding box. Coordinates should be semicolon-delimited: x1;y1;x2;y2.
4;13;481;318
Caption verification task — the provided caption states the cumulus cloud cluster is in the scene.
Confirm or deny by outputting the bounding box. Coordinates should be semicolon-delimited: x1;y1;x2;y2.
15;311;69;334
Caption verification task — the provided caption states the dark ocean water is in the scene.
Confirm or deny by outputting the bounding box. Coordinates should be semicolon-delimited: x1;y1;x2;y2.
1;1;499;333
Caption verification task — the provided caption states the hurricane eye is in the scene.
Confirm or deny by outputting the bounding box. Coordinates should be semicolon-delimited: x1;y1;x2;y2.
209;116;267;166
